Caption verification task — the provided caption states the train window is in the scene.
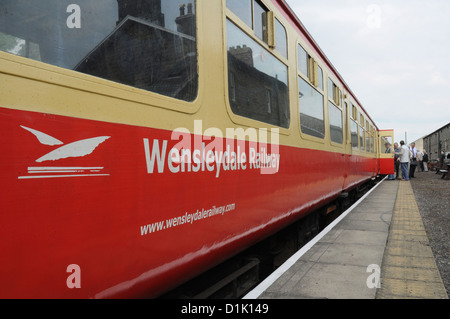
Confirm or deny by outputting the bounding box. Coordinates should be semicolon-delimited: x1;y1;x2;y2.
366;132;371;152
351;120;359;149
370;134;374;153
226;20;290;128
298;76;325;139
254;1;267;42
227;0;272;47
352;104;358;120
328;78;339;105
0;0;198;102
318;65;324;90
298;45;309;77
360;126;365;151
381;136;393;154
227;0;253;28
275;19;287;58
329;102;343;144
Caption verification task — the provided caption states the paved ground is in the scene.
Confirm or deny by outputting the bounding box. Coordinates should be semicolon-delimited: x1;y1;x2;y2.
377;181;447;299
246;175;449;299
409;170;450;296
249;180;397;299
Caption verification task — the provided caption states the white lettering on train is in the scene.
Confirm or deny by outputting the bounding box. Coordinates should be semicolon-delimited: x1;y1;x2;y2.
143;121;280;178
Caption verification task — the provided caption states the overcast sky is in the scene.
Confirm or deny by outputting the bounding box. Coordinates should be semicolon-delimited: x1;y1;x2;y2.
285;0;450;144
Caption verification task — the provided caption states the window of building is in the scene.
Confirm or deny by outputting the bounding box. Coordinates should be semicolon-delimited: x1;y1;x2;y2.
226;20;290;128
230;72;237;102
298;76;325;139
329;102;343;144
266;89;272;114
0;0;199;102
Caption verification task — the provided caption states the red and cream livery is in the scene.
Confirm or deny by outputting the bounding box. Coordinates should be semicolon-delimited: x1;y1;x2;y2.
0;0;393;298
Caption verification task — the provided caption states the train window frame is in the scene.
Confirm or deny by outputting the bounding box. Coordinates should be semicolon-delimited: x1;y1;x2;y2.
328;78;341;106
226;0;280;51
298;75;326;141
297;41;327;143
253;0;268;43
317;65;324;91
350;119;359;149
226;0;253;29
275;18;288;58
351;104;358;121
297;43;322;89
328;101;344;145
225;0;289;64
365;129;371;152
298;44;310;77
370;132;375;153
224;18;291;131
0;0;203;114
359;124;366;152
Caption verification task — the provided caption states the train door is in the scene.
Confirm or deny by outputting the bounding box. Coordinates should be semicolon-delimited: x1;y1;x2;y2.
378;130;394;174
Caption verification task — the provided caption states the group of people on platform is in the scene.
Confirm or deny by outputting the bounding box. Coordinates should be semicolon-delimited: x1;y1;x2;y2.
385;141;429;181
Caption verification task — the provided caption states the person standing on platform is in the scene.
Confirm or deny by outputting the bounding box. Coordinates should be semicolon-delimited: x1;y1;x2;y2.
394;142;401;179
423;150;429;172
409;142;418;178
417;149;423;172
396;140;410;181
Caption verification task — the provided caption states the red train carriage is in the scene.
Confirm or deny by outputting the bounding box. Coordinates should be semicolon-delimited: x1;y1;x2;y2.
0;0;393;298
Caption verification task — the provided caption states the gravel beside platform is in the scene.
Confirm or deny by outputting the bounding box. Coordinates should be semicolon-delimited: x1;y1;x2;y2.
409;170;450;297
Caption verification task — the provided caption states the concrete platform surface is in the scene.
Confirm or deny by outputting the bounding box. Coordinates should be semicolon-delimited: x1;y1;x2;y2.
244;179;448;299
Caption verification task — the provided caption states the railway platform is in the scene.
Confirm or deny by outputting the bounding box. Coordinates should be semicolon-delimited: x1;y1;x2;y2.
244;179;448;299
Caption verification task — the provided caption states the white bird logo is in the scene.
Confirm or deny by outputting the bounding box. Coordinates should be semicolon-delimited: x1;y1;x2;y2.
21;125;110;163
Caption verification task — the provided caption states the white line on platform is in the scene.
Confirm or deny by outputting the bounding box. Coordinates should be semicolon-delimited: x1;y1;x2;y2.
243;176;388;299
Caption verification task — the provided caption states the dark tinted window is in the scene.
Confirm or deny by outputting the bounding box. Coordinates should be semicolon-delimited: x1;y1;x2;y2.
0;0;198;102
